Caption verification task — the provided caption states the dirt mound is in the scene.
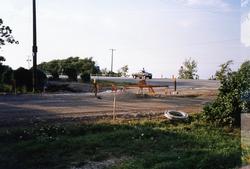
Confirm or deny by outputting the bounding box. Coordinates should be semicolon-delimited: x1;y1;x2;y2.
46;81;91;93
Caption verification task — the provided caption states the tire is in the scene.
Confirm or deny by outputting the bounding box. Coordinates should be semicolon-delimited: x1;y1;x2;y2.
164;110;188;121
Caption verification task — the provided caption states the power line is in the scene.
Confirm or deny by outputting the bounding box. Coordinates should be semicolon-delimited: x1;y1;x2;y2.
159;0;240;15
183;38;240;46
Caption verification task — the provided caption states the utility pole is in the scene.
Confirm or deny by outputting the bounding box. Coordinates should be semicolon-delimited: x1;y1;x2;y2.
32;0;38;93
109;49;116;73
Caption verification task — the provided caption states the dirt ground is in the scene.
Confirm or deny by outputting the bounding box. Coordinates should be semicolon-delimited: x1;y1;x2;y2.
0;87;218;126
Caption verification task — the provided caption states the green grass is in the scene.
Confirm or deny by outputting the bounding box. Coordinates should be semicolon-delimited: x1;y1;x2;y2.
0;120;241;169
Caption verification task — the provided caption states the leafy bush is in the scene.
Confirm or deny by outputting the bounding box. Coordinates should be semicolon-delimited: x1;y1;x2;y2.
0;84;12;92
13;67;47;92
14;67;32;90
33;68;47;91
2;67;13;85
38;57;101;81
80;72;91;83
202;61;250;127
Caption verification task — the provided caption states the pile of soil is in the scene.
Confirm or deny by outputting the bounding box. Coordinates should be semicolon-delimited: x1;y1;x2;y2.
46;81;91;93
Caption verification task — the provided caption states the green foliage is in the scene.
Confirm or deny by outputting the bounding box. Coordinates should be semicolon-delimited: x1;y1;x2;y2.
38;57;100;81
118;65;129;77
178;57;198;79
12;67;47;92
215;60;233;80
38;60;61;80
0;121;241;169
2;67;13;85
0;84;12;92
202;60;250;127
34;69;48;91
14;67;32;90
80;72;91;83
0;18;18;48
101;68;109;76
0;64;12;82
0;57;14;92
108;71;122;77
0;56;5;63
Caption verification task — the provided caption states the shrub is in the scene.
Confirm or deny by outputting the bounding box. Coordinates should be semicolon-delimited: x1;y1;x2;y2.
202;61;250;127
80;72;91;83
13;67;47;92
0;84;12;92
33;69;47;91
14;67;32;91
2;67;13;85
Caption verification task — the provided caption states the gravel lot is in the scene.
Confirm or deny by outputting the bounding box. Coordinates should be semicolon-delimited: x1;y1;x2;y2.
0;87;218;126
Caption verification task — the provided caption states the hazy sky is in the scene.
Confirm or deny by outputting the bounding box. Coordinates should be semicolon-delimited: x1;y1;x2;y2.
0;0;249;79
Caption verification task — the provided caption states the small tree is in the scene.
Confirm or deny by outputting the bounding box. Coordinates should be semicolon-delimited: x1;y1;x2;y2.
118;65;129;77
202;60;250;127
0;19;18;81
80;72;91;83
39;60;62;80
101;68;108;76
2;66;13;84
215;60;233;81
178;58;198;79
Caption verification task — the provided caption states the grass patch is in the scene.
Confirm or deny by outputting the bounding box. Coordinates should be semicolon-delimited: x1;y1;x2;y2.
0;120;241;169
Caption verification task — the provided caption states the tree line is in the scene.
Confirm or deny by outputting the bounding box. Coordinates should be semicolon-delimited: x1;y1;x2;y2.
0;18;103;92
38;57;100;82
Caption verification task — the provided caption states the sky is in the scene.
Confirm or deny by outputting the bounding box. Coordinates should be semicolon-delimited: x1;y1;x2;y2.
0;0;249;79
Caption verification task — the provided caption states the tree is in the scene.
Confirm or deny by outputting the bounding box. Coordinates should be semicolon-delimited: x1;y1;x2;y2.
1;66;13;85
215;60;233;80
202;60;250;127
61;57;79;81
178;58;198;79
118;65;129;77
0;19;18;92
38;57;100;81
0;59;12;84
38;60;62;80
80;72;91;83
0;19;18;83
0;18;18;49
0;56;5;64
101;68;108;76
13;67;47;92
14;67;32;90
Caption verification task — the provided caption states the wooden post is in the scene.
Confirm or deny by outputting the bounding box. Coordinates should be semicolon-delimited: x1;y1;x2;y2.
174;78;177;92
93;78;98;97
113;91;116;121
